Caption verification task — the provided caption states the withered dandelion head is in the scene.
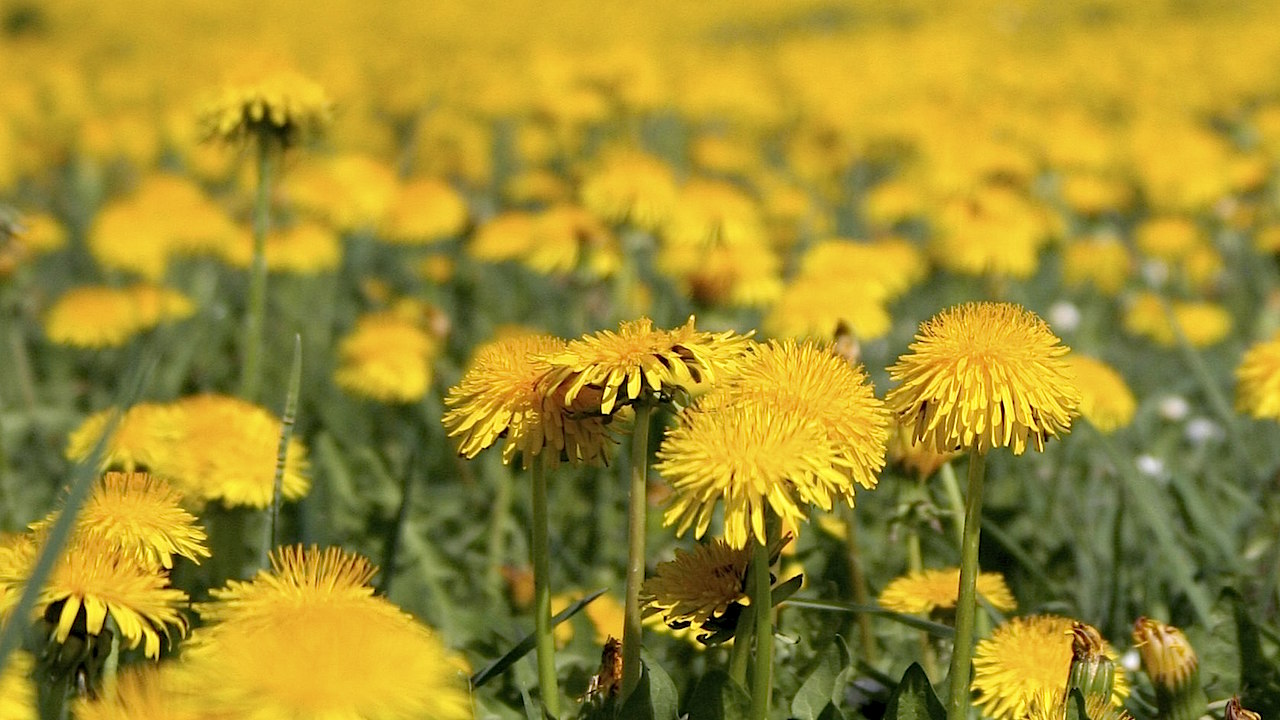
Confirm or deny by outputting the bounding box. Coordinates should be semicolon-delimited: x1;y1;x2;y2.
640;539;750;630
887;302;1080;455
188;545;472;720
335;312;437;404
1064;355;1136;434
199;70;332;147
971;615;1128;720
1236;331;1280;420
544;317;752;416
31;472;208;571
1132;617;1198;691
877;567;1015;615
443;333;618;468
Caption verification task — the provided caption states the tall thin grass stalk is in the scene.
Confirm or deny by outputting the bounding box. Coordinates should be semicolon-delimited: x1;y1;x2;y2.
946;447;987;720
530;456;561;717
264;334;302;568
843;505;878;664
620;402;653;701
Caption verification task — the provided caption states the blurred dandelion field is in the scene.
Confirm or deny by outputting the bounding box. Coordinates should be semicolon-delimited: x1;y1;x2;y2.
6;0;1280;718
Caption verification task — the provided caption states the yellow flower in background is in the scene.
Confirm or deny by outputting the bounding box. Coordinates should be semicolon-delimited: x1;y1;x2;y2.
1057;171;1133;216
1025;690;1133;720
65;404;184;473
1237;331;1280;419
796;238;928;302
73;664;198;720
579;149;678;231
641;538;749;629
443;332;619;468
188;545;472;720
1062;237;1132;296
663;240;783;308
523;204;622;278
877;567;1016;615
381;177;470;244
0;650;34;720
199;70;332;146
930;186;1051;279
1135;216;1202;262
886;418;960;480
14;212;66;255
544;317;752;416
661;178;767;249
1064;355;1136;433
1123;293;1232;348
166;394;310;508
335;311;438;403
887;302;1079;455
764;276;891;342
467;211;535;264
43;284;195;348
0;533;188;659
972;615;1128;720
220;220;343;275
30;472;208;570
283;154;399;231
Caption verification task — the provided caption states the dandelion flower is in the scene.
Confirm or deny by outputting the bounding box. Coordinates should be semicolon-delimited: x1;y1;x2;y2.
0;534;188;659
877;567;1016;615
764;277;891;343
1135;217;1201;262
1062;237;1132;296
381;177;469;244
887;303;1080;455
1236;331;1280;420
544;317;752;416
1064;355;1136;433
73;664;198;720
971;615;1128;720
199;70;332;146
1025;690;1132;720
187;545;472;720
886;418;959;480
580;149;678;231
1123;293;1232;348
443;333;618;468
641;539;750;629
0;650;35;720
220;221;342;275
335;312;437;403
31;472;208;570
165;394;310;508
65;403;184;473
1132;617;1199;691
43;285;194;348
15;212;66;255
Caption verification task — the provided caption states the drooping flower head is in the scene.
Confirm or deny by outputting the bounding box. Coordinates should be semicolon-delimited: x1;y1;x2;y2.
877;567;1016;615
887;302;1080;455
971;615;1128;720
199;70;332;147
658;340;888;548
186;545;472;720
544;317;752;416
443;332;618;468
1064;355;1136;434
640;539;750;630
1132;617;1199;691
1236;331;1280;420
30;472;208;570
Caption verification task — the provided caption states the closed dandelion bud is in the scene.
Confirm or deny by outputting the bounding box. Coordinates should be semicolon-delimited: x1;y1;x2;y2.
1067;622;1116;700
1226;696;1261;720
1133;617;1206;720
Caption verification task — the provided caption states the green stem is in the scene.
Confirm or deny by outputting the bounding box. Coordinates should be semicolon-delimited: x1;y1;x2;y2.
728;605;754;686
531;457;561;718
844;505;878;664
946;448;987;720
749;538;774;720
264;334;301;569
238;138;273;403
904;491;939;680
620;402;652;702
939;461;966;550
486;453;513;599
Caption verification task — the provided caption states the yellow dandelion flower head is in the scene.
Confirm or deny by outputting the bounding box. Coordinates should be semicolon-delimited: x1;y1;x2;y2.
335;312;437;404
877;567;1016;615
1058;171;1134;216
579;149;678;231
221;220;342;275
887;302;1080;455
1062;236;1132;296
0;650;35;720
658;395;852;549
972;615;1129;720
1237;330;1280;420
1025;690;1133;720
797;238;927;302
1123;293;1232;348
1228;697;1262;720
43;284;194;348
73;664;199;720
763;275;892;342
467;211;535;263
31;472;208;571
930;186;1051;279
381;177;470;244
6;534;189;659
662;179;767;249
721;339;889;492
189;545;471;720
1064;355;1136;434
640;538;750;629
15;212;66;255
283;154;399;231
65;403;185;474
886;417;960;480
863;177;929;228
167;394;310;508
443;333;619;468
1135;216;1202;261
544;317;753;416
659;240;782;309
524;204;621;279
1132;617;1198;690
199;70;332;146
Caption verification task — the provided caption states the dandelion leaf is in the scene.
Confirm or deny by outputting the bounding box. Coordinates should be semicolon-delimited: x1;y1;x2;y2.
884;663;945;720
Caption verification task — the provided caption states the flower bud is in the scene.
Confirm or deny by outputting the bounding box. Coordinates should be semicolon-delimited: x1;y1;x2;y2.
1132;617;1206;720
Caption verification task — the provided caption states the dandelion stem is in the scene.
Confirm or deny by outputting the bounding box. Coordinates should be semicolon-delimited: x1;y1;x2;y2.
946;447;986;720
530;456;561;718
239;138;273;403
264;334;301;569
728;606;754;686
748;537;774;720
844;505;878;664
621;402;652;702
939;461;966;549
486;452;513;598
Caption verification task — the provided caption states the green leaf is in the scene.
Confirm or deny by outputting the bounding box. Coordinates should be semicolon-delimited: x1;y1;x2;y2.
791;639;851;720
470;589;607;688
884;663;945;720
771;574;804;606
815;703;848;720
1230;589;1280;715
685;670;751;720
618;651;679;720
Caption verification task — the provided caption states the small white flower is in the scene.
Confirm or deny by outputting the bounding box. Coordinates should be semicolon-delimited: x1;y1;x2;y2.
1186;417;1223;445
1158;394;1190;421
1141;259;1170;288
1048;301;1081;334
1121;648;1142;673
1136;454;1166;479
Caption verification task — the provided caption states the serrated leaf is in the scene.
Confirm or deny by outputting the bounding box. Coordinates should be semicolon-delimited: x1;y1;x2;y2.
884;663;945;720
791;640;850;720
686;670;751;720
